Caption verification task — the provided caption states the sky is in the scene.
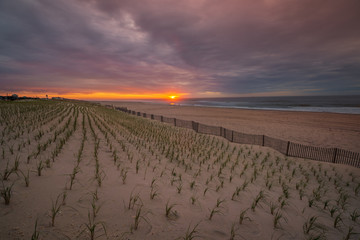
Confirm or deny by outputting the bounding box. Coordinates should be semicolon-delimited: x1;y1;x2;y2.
1;0;360;100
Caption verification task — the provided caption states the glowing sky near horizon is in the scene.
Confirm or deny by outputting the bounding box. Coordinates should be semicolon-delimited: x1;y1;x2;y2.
1;0;360;99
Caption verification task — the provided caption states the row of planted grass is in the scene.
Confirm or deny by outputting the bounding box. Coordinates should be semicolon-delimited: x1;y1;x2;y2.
0;100;359;239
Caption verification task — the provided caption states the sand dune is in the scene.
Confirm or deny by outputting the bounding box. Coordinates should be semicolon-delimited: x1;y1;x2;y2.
104;101;360;152
0;100;359;240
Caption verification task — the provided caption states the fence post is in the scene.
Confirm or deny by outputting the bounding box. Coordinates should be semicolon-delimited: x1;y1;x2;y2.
151;114;154;120
192;121;199;132
231;131;234;142
160;116;163;122
262;135;265;146
174;118;177;126
223;128;226;139
332;148;338;163
286;141;290;156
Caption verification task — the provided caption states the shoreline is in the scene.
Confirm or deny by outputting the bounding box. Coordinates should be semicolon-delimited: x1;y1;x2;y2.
96;99;360;113
179;105;360;115
96;94;360;115
98;101;360;152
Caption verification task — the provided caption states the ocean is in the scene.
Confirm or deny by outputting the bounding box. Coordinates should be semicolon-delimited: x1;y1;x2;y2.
132;95;360;114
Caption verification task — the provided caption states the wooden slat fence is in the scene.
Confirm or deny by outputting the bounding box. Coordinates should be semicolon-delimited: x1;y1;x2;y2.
334;149;360;168
233;131;263;146
162;116;175;124
153;115;162;121
175;119;193;129
287;143;334;163
264;136;288;155
223;128;233;142
198;123;221;136
114;107;360;168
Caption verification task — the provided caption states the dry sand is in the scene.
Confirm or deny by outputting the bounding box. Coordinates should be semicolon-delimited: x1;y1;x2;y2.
103;101;360;152
1;100;359;240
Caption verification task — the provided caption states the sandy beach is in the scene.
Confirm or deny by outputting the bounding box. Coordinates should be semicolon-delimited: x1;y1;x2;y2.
2;0;360;239
1;100;359;240
102;101;360;153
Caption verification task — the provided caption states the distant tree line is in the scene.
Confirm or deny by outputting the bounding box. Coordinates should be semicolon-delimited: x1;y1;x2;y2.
0;94;36;101
0;94;65;101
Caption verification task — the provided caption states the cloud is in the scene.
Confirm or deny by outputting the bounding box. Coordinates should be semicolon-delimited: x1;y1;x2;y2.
0;0;359;97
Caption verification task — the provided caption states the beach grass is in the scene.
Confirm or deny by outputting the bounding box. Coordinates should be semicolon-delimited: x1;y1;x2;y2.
0;100;359;239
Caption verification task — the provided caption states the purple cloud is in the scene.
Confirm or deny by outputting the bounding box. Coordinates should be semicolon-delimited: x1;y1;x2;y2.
1;0;359;97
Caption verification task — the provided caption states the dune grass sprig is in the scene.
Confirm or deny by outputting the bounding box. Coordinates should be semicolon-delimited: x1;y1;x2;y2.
231;186;241;201
203;187;209;196
1;160;15;180
229;222;240;240
251;190;265;212
239;208;251;224
31;219;40;240
269;202;278;215
343;226;358;240
273;210;285;229
333;214;343;229
354;183;360;196
13;155;20;172
36;160;45;176
91;197;101;219
69;166;80;190
177;182;183;194
19;169;30;187
329;206;338;218
350;209;359;222
120;168;128;184
181;222;200;240
190;180;196;190
150;187;159;200
128;191;141;210
190;195;198;205
81;211;107;240
50;193;63;227
209;198;225;220
303;216;324;235
165;200;178;219
1;181;14;205
131;205;150;232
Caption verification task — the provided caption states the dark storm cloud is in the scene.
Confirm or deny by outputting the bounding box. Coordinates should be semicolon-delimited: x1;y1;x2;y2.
0;0;197;94
1;0;360;97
